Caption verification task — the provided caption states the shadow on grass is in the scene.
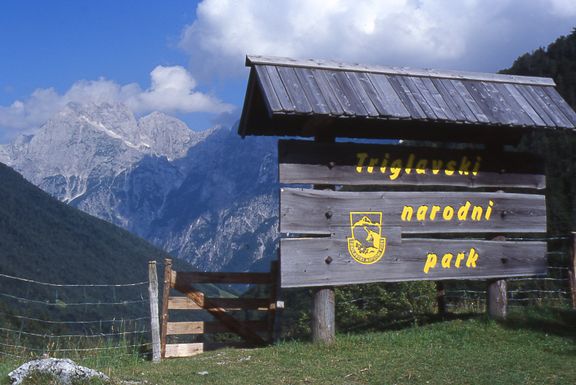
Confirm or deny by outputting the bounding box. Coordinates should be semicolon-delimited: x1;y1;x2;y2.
500;306;576;341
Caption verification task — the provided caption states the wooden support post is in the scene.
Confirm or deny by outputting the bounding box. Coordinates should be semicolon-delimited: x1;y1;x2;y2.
570;232;576;309
487;235;507;320
160;258;173;359
148;261;161;363
312;287;335;344
312;133;335;345
436;281;446;317
487;279;507;319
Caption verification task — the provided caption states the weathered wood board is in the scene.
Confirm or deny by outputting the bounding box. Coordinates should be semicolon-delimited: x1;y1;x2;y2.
279;140;545;188
280;238;547;287
280;188;546;235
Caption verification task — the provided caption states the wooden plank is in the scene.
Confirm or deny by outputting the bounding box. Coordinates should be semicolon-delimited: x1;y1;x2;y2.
403;76;438;119
168;296;270;311
148;261;161;363
165;343;204;358
174;271;272;284
542;87;576;126
492;83;534;126
387;76;427;119
435;79;478;123
294;68;331;114
167;320;269;335
450;80;490;123
528;85;573;127
160;258;173;359
280;188;546;235
278;140;545;189
345;72;380;117
276;66;314;114
246;56;556;86
366;73;411;118
464;81;515;125
264;66;295;112
254;65;283;113
514;85;556;127
504;84;547;127
280;238;547;288
330;71;365;116
312;69;346;115
419;77;455;121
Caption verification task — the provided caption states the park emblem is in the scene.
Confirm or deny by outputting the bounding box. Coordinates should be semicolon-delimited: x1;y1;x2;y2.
347;212;386;264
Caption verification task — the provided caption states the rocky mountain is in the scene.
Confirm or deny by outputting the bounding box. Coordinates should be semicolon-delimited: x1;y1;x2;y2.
1;102;278;272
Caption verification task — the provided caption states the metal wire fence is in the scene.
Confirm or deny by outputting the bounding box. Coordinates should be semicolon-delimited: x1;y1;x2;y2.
0;272;152;359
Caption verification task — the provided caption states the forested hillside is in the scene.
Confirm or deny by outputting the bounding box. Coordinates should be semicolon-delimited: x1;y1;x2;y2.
0;162;171;285
501;28;576;235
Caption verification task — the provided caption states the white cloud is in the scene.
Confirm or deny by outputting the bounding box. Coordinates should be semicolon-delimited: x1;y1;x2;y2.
0;66;233;142
179;0;576;78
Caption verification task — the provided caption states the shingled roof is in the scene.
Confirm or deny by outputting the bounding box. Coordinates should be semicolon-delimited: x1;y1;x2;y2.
239;55;576;142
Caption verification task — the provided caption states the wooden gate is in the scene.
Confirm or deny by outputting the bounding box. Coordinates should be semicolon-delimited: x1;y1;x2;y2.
160;259;281;358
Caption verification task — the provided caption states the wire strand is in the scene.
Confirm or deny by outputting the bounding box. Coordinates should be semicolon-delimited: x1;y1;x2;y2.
0;273;148;287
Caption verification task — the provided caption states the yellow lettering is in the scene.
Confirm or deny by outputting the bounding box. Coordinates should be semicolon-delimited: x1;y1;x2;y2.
432;159;443;175
485;200;494;220
445;160;457;176
472;156;482;176
423;253;437;274
405;153;416;174
471;206;483;221
455;252;465;268
389;159;403;180
356;153;368;173
367;158;379;173
457;201;471;221
401;206;414;221
429;205;441;220
442;206;455;220
415;159;428;175
458;156;472;175
466;248;479;268
379;153;390;173
416;205;428;221
441;253;453;268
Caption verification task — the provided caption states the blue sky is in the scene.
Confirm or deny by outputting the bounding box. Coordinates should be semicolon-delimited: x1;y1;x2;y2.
0;0;575;142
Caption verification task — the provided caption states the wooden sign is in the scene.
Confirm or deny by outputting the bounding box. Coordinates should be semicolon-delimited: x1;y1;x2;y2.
279;140;547;288
279;140;545;189
281;238;547;287
281;189;546;235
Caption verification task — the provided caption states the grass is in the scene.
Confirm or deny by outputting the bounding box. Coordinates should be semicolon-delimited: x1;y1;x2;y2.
1;307;574;385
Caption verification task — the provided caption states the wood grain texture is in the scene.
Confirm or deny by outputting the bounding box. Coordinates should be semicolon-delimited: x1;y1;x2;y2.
278;140;546;188
148;261;161;363
166;320;268;335
280;188;546;235
168;296;270;311
246;56;556;86
164;343;204;358
280;238;547;288
160;258;173;359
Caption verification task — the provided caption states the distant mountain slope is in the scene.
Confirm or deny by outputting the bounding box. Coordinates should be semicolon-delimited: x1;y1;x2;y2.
0;162;170;285
0;103;279;273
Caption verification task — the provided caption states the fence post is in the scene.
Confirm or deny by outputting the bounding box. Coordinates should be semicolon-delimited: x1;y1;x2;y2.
570;232;576;309
148;261;161;363
160;258;173;359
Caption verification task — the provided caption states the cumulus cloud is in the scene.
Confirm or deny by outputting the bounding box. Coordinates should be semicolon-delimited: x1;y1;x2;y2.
0;65;233;141
179;0;576;78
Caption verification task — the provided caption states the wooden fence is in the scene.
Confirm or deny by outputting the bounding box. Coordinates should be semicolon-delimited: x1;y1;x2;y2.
159;259;280;359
